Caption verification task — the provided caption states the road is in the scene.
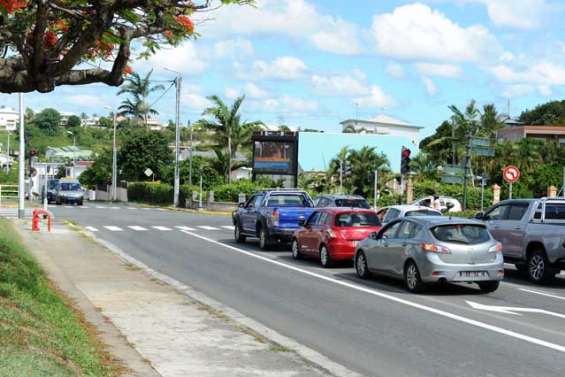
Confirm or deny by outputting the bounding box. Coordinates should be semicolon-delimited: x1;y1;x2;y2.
50;203;565;377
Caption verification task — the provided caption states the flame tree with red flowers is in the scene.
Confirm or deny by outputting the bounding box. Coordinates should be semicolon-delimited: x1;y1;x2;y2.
0;0;253;93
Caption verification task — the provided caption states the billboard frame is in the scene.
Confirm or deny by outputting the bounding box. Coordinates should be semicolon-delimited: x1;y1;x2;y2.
251;131;299;187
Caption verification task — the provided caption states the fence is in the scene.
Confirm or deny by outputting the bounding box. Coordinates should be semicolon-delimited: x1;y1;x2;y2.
0;184;18;207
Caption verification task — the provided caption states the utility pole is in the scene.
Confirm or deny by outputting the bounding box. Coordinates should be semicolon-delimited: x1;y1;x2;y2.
451;120;456;166
373;170;378;209
173;75;182;207
17;93;25;218
6;130;10;172
111;111;117;201
188;121;193;186
562;166;565;198
462;134;471;211
339;159;343;193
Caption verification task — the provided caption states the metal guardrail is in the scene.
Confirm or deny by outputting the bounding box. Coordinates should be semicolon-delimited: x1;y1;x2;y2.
0;184;18;207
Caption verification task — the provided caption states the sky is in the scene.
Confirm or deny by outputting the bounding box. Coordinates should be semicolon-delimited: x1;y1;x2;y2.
0;0;564;138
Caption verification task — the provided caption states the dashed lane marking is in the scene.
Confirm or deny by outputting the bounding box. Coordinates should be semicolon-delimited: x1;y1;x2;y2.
128;226;148;231
222;225;235;230
104;226;123;232
197;226;220;231
85;226;98;232
152;226;172;231
175;226;196;231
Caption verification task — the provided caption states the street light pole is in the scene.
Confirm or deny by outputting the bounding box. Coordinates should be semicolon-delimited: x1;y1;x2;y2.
173;75;182;207
373;170;378;209
112;111;117;201
188;121;193;186
17;93;25;218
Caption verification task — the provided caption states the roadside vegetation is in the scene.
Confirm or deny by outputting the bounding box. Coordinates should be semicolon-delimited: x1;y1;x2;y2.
0;219;117;377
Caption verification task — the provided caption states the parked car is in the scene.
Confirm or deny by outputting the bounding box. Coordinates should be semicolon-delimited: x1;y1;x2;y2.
291;208;382;268
55;178;84;205
41;178;59;204
233;190;314;249
474;198;565;283
412;196;462;213
314;194;371;209
354;217;504;293
376;205;442;225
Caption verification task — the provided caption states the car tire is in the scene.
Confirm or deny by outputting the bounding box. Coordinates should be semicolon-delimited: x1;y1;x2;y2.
319;245;333;268
355;251;370;279
478;281;500;293
404;260;426;293
527;249;555;283
234;222;246;243
258;226;271;250
291;239;302;260
78;200;83;206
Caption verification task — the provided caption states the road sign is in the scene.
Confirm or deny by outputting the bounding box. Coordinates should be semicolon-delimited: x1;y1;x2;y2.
144;168;153;177
503;165;520;184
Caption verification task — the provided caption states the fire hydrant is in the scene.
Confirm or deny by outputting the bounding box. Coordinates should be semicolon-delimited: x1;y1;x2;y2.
32;209;52;232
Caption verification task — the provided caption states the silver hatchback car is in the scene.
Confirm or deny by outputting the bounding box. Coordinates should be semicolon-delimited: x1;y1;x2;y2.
354;217;504;293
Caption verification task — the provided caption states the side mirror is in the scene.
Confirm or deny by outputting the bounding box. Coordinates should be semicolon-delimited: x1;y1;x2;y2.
370;232;379;240
298;217;305;227
474;212;485;220
238;202;245;208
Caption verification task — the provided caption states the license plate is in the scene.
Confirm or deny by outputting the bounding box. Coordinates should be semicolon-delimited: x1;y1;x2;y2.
457;271;488;280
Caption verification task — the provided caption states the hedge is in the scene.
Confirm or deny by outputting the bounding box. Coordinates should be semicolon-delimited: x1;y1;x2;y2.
128;182;198;206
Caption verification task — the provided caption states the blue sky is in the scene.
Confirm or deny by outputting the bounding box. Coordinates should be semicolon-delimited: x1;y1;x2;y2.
1;0;564;138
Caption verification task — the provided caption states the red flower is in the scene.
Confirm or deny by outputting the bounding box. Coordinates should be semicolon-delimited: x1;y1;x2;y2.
43;31;58;48
0;0;27;13
123;66;133;75
175;15;194;34
53;19;70;32
163;30;174;40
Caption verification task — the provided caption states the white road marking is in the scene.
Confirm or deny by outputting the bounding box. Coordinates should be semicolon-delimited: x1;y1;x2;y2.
126;207;138;210
85;226;98;232
152;226;172;231
467;301;565;319
48;205;56;208
175;226;196;231
64;205;74;208
128;226;148;231
79;206;89;209
198;226;220;231
109;206;120;210
96;206;106;209
104;226;123;232
222;225;235;230
179;230;565;354
142;208;152;210
520;288;565;301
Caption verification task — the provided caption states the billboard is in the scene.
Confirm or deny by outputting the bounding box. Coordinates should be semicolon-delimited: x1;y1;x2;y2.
252;132;298;177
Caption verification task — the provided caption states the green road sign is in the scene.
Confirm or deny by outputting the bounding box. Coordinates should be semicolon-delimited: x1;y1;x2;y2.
472;146;495;157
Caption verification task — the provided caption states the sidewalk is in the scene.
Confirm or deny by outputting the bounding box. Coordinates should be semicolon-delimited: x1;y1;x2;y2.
14;220;342;377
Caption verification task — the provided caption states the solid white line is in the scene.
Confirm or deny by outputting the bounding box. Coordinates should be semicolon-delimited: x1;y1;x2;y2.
175;226;196;231
126;207;138;210
64;205;73;208
179;230;565;354
197;226;220;230
152;226;172;231
85;226;98;232
520;288;565;301
96;206;106;209
109;206;120;210
104;226;123;232
79;206;89;209
221;225;235;230
128;226;148;231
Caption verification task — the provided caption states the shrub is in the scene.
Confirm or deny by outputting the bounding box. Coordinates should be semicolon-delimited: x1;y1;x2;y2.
127;182;174;205
213;180;266;202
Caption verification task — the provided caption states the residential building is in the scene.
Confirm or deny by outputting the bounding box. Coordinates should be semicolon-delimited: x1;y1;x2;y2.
497;125;565;146
82;116;100;127
45;146;94;162
340;115;423;146
0;106;18;131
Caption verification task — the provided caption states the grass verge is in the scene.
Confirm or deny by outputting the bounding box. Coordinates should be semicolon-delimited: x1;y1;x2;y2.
0;219;117;377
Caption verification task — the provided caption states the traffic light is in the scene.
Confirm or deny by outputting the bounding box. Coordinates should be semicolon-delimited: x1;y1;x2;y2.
401;147;411;175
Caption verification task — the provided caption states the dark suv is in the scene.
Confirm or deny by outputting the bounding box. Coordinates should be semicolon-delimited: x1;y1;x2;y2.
314;194;371;209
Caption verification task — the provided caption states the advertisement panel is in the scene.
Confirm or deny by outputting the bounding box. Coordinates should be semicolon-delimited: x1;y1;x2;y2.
253;140;295;174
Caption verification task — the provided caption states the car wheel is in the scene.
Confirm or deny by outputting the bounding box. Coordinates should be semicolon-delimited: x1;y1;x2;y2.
527;250;555;283
234;222;246;243
355;251;370;279
291;239;302;260
319;245;333;268
404;260;426;293
478;281;500;293
258;227;270;250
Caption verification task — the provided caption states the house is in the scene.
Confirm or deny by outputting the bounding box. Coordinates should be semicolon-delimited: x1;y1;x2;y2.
45;146;94;162
340;114;423;146
82;116;100;127
65;160;94;179
230;167;252;181
497;125;565;146
0;106;18;131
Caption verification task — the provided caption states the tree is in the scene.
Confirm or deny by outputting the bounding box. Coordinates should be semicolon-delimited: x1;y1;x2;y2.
98;116;113;128
0;1;253;93
197;95;263;183
79;148;112;189
519;100;565;125
34;108;61;136
118;130;172;181
347;146;390;198
66;115;81;128
117;70;164;126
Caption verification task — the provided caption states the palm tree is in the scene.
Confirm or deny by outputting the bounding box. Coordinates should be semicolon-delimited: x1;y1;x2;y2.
410;153;438;180
347;146;390;197
117;70;164;127
328;146;350;192
197;95;264;183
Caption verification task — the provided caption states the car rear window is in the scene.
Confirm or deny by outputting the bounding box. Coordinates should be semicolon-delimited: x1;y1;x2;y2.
406;210;441;217
431;224;490;245
334;199;371;209
545;203;565;220
335;212;380;227
267;194;312;208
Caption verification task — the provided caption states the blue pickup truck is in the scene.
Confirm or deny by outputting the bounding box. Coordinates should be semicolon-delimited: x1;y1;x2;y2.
233;190;315;249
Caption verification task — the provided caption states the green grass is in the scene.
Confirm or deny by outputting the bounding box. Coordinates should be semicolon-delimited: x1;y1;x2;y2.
0;219;117;377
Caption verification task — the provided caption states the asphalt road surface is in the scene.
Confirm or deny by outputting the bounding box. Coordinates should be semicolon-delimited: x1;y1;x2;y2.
50;203;565;377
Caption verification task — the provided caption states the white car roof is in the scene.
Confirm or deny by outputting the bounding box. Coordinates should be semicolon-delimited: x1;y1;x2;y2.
380;205;442;214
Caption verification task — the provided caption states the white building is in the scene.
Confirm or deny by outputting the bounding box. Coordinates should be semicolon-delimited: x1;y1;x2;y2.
0;106;18;131
340;114;423;146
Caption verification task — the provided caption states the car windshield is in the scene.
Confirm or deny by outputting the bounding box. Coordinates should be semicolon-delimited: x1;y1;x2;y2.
335;212;380;227
406;210;441;217
48;180;59;189
334;199;371;209
431;224;490;245
61;183;81;191
267;194;312;208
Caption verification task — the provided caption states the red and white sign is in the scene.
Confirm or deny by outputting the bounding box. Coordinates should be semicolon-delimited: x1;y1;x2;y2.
503;165;520;184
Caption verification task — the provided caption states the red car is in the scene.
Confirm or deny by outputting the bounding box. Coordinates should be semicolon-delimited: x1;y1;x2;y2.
291;208;382;268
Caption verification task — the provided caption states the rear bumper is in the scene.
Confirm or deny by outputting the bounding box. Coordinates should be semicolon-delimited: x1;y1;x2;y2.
328;239;358;261
269;227;298;242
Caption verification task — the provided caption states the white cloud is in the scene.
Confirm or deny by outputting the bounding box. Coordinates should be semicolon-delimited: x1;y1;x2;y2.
182;85;211;113
422;77;438;95
491;62;565;96
239;56;307;81
473;0;552;29
415;63;462;78
64;94;107;109
200;0;362;55
225;88;239;100
311;72;369;96
140;41;206;75
501;84;535;98
261;96;319;113
386;63;405;79
212;38;254;59
354;86;395;109
372;3;501;63
244;83;269;99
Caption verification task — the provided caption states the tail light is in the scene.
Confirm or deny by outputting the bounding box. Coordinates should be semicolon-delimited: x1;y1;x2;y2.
488;242;502;253
271;209;279;226
421;243;451;254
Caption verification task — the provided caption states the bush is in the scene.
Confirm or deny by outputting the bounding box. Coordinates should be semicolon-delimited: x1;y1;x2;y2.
414;179;493;210
213;180;266;202
128;182;174;205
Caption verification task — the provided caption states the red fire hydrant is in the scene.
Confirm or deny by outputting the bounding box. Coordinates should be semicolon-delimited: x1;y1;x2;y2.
32;209;52;232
